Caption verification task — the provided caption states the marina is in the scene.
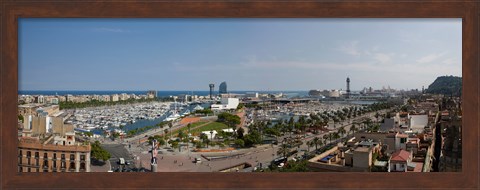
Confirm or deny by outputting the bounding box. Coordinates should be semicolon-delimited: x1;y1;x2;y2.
67;101;213;135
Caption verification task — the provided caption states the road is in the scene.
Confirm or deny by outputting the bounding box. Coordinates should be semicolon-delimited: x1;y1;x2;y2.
128;108;392;172
290;108;392;158
101;144;135;171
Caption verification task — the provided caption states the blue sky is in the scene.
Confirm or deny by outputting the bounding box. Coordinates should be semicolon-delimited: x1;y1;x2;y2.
19;18;461;91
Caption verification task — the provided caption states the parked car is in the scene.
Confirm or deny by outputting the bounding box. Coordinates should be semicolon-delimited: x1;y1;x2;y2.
194;157;202;163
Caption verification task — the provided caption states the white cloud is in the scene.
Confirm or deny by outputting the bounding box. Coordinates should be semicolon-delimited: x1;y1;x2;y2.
416;52;447;63
337;41;360;56
442;58;458;65
373;53;392;64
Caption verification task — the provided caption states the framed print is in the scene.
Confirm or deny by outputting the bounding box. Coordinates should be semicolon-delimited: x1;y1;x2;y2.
1;1;478;189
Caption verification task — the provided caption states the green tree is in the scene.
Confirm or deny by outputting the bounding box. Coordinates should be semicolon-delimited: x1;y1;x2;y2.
18;115;24;123
313;137;322;150
111;132;120;140
236;127;245;139
243;131;261;147
237;103;244;110
200;133;209;148
91;141;111;161
234;139;245;148
84;132;93;137
178;130;187;141
281;160;309;172
350;124;357;135
277;143;290;158
148;135;165;146
218;112;241;133
323;134;329;144
168;122;173;139
307;140;313;152
171;141;179;151
338;127;346;137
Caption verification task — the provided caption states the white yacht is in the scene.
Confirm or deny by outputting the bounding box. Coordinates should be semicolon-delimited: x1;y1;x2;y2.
165;99;181;121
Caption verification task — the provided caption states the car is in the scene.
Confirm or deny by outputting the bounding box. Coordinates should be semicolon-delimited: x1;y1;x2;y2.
194;157;202;163
271;157;287;166
118;158;125;165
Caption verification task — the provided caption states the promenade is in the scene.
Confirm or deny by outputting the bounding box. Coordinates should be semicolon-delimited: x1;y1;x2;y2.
127;108;391;172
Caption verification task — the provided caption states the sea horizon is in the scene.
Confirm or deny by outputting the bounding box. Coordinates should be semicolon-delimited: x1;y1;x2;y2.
18;90;310;97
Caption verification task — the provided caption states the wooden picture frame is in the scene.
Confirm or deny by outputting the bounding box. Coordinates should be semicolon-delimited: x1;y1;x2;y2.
1;1;478;189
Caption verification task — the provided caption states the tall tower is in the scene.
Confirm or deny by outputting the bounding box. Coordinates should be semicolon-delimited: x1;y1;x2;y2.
209;84;215;99
219;81;227;94
346;77;351;99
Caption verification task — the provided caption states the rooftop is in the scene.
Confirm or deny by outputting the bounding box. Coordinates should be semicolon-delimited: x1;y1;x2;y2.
391;150;411;162
354;146;370;153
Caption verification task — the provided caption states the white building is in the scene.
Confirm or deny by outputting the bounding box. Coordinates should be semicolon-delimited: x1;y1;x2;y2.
110;94;119;102
388;150;413;172
211;98;239;110
201;130;218;140
409;114;428;133
50;98;59;104
119;93;129;101
328;90;341;98
245;92;259;98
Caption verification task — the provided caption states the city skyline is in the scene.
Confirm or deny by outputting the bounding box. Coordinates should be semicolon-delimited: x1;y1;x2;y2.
19;18;461;91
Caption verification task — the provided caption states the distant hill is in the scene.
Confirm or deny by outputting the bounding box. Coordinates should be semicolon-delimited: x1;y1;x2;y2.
426;76;462;96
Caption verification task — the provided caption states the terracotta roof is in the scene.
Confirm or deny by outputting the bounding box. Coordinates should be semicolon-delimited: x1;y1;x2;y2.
390;150;411;162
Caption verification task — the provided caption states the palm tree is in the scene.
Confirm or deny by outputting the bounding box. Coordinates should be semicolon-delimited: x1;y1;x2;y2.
328;132;334;143
200;133;208;148
313;137;323;151
313;120;320;134
187;123;192;134
164;129;169;146
350;124;357;135
338;127;346;138
168;122;173;141
332;132;340;142
317;138;324;148
306;140;313;152
333;118;339;129
277;143;290;158
323;134;329;145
